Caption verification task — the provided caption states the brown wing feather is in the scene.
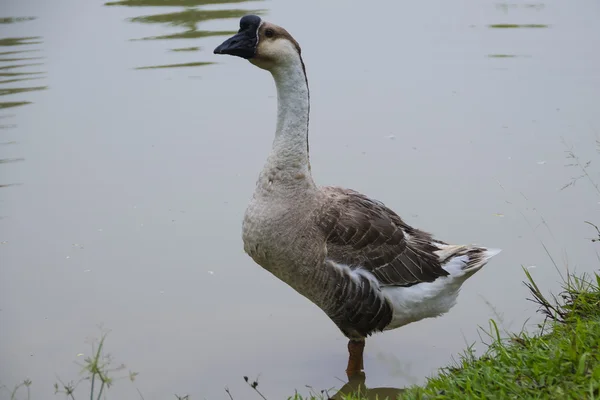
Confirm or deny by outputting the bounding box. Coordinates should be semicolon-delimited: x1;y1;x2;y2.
317;186;449;287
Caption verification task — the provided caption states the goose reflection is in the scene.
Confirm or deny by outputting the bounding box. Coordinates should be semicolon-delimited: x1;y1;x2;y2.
329;372;405;400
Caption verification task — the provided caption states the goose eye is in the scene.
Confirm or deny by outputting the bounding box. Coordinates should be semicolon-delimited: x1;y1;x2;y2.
265;28;274;38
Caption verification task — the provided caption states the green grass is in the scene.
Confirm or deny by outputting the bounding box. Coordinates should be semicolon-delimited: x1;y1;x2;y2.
399;270;600;400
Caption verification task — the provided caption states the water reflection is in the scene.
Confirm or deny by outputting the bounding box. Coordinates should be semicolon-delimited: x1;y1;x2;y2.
329;373;405;400
170;46;199;52
0;37;42;46
0;16;46;187
486;4;548;62
0;17;37;24
0;157;24;164
105;0;264;70
135;61;213;69
488;24;548;28
0;46;46;109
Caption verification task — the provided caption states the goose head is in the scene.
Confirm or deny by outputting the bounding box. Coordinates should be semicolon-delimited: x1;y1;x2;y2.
213;15;303;71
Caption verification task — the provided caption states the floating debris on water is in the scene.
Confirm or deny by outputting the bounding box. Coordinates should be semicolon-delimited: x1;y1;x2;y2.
537;161;546;165
385;134;396;140
493;213;505;217
208;271;214;275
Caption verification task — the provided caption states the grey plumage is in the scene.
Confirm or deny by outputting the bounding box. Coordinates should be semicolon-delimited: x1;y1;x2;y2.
318;186;450;287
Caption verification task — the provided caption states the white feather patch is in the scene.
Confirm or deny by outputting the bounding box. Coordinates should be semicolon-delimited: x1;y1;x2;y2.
382;245;502;330
326;245;502;331
327;259;380;286
382;275;463;330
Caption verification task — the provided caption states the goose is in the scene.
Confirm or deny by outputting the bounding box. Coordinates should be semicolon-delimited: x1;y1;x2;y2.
213;15;501;376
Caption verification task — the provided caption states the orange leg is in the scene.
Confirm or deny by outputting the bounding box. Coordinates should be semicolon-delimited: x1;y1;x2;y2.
346;339;365;376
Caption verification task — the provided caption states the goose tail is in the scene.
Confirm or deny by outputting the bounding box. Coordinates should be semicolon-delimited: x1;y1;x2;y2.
435;244;501;277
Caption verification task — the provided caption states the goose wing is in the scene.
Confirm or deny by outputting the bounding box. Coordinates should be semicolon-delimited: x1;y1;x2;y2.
318;186;449;287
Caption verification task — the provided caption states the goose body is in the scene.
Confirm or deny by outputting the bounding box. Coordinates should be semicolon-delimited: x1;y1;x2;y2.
214;15;500;375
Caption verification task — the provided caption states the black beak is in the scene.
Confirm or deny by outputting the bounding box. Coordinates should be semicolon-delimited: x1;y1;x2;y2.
214;30;258;59
214;15;261;59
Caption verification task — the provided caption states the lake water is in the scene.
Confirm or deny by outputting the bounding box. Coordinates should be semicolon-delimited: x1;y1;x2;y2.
1;0;599;398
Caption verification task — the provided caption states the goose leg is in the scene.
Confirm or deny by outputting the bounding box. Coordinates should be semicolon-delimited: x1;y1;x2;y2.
346;339;365;376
